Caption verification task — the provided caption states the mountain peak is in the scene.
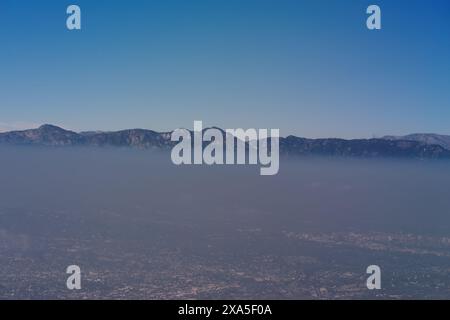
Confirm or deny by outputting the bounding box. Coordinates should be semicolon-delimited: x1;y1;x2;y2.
38;124;66;132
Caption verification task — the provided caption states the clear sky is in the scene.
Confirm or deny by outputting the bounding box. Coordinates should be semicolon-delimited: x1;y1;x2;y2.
0;0;449;138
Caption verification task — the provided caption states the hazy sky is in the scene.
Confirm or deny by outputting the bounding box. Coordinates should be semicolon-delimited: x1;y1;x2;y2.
0;0;449;138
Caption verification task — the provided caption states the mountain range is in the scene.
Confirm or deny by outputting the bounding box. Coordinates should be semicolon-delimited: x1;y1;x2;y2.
0;124;449;159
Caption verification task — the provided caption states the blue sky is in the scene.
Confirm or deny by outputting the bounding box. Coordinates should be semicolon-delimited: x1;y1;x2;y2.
0;0;449;138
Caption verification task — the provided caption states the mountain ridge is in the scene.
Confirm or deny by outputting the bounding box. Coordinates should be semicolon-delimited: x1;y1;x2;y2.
383;133;450;151
1;124;449;159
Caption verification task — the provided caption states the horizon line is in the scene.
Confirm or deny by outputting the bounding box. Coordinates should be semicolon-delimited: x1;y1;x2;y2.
0;123;449;141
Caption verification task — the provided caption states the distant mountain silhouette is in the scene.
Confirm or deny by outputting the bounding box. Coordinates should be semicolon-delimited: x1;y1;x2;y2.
0;124;84;146
0;125;173;149
383;133;450;151
280;136;450;158
1;124;449;159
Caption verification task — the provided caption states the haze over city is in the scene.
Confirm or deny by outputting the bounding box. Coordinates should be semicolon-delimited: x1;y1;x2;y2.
1;0;450;302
